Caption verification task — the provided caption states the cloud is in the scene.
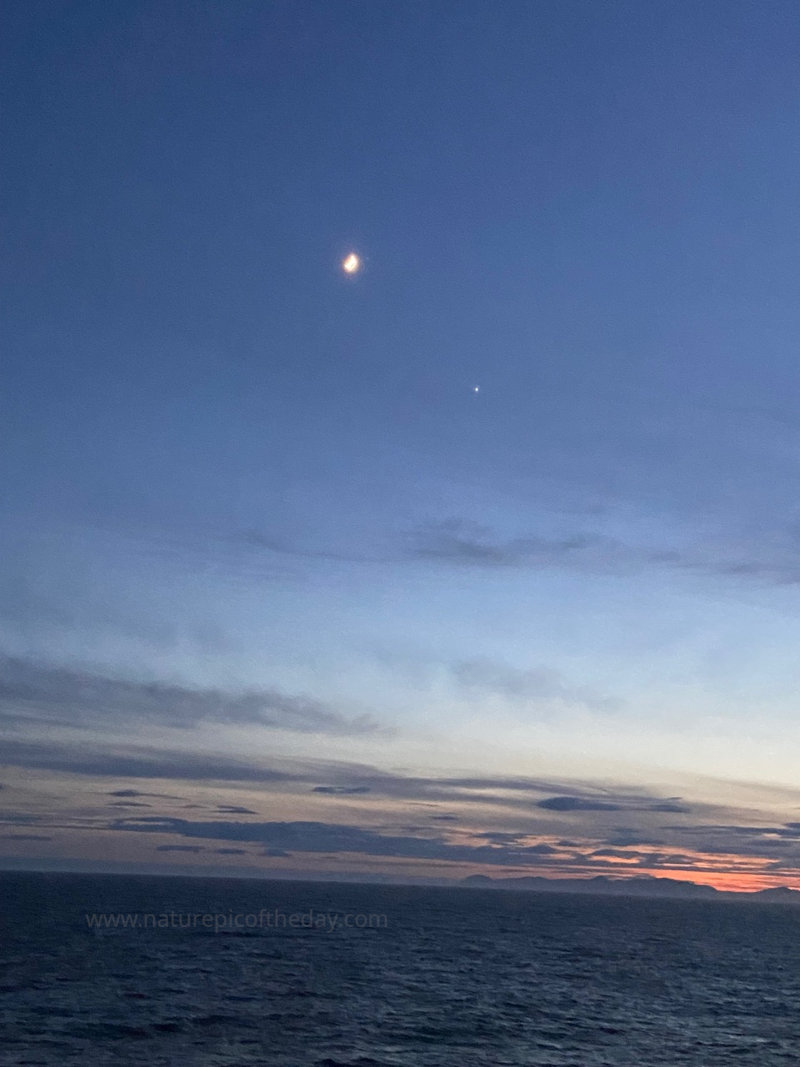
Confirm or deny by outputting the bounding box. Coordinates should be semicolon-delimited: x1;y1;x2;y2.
231;515;800;592
606;829;663;847
0;738;697;838
0;833;52;841
586;847;707;869
537;797;622;812
406;518;800;589
312;785;371;795
107;789;182;799
241;530;391;565
0;738;301;783
476;831;527;843
155;845;205;853
657;822;800;860
453;657;618;710
0;656;382;735
216;848;248;855
301;768;668;811
110;816;600;867
6;739;798;878
477;832;558;853
408;519;609;568
302;770;679;818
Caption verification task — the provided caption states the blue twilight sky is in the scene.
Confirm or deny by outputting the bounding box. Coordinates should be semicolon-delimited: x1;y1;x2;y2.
4;0;800;889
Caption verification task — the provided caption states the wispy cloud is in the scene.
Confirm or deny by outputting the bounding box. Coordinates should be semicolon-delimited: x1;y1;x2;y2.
406;518;800;587
106;789;181;799
407;519;609;568
0;833;52;842
0;738;300;783
0;656;382;735
234;516;800;589
312;785;371;795
0;739;694;827
8;745;800;881
453;657;618;710
241;530;392;565
108;812;800;877
110;816;581;867
537;797;622;812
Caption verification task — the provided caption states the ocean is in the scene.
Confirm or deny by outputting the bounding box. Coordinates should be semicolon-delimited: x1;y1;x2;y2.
2;871;800;1066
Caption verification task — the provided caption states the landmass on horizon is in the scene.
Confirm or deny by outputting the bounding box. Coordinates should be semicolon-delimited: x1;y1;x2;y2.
5;864;800;903
461;874;800;902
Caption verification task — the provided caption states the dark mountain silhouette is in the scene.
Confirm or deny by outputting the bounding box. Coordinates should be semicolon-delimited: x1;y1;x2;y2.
461;873;800;901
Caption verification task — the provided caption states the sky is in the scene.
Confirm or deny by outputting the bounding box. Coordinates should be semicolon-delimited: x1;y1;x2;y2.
4;0;800;892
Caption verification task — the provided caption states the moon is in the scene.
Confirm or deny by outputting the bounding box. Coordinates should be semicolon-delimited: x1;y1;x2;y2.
342;252;361;275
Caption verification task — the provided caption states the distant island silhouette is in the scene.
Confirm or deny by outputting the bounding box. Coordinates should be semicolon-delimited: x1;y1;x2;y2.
461;874;800;902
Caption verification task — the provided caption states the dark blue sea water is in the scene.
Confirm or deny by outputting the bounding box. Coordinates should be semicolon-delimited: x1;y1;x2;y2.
3;872;800;1066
